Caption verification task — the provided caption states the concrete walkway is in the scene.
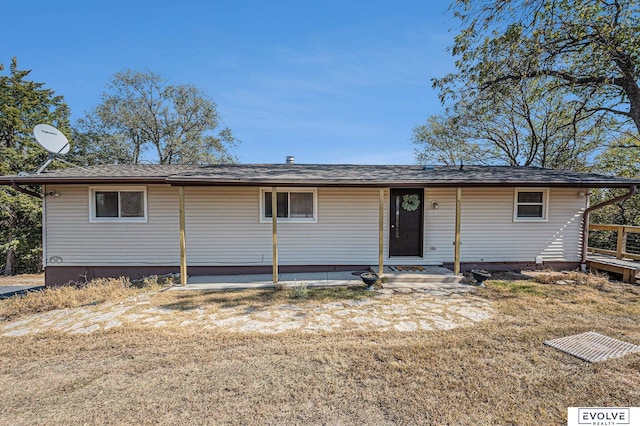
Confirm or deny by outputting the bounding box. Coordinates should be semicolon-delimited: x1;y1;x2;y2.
177;271;363;291
0;285;44;299
2;287;493;337
175;271;474;292
1;272;490;337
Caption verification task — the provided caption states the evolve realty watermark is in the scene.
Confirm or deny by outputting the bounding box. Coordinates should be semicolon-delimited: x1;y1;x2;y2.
567;407;639;426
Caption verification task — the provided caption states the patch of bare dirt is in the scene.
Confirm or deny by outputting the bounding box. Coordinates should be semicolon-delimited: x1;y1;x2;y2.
0;273;44;287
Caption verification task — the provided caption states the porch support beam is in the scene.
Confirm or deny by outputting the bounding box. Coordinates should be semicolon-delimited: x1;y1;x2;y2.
272;186;278;283
179;186;187;286
378;188;384;277
454;187;462;275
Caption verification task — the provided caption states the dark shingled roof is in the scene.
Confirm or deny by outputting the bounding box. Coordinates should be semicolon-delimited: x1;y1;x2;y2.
0;163;638;188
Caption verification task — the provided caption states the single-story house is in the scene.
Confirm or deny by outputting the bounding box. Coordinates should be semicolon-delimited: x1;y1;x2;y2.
1;163;638;286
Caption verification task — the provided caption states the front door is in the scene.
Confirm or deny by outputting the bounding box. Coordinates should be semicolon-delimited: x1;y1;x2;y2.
389;188;424;257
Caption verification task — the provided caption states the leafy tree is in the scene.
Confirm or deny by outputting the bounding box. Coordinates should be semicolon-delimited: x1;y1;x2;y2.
69;115;135;166
586;138;640;252
437;0;640;140
78;69;238;165
414;79;607;168
413;113;484;166
590;138;640;226
0;57;71;274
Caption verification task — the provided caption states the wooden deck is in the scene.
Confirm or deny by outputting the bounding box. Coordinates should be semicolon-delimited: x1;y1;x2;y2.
587;254;640;284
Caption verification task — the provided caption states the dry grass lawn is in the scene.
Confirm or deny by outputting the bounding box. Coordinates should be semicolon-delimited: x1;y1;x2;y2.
0;273;44;287
1;273;639;425
0;277;162;321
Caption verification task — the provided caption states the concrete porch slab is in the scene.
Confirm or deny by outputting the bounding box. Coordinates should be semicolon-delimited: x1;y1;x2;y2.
173;271;362;291
370;265;463;284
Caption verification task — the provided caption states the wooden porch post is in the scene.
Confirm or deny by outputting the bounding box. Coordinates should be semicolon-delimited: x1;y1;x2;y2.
272;186;278;283
616;226;627;259
454;187;462;275
179;186;187;286
378;188;384;276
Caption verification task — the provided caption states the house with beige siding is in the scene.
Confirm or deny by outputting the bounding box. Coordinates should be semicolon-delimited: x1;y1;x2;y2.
1;163;638;286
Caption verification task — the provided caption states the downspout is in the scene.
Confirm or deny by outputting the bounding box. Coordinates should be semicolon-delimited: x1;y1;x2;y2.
11;181;43;199
581;185;637;269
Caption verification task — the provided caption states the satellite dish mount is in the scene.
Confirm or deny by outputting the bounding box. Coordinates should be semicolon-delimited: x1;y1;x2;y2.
32;124;73;174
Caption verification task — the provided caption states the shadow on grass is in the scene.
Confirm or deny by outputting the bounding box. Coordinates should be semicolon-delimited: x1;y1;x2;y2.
481;271;535;281
157;285;375;311
485;280;549;297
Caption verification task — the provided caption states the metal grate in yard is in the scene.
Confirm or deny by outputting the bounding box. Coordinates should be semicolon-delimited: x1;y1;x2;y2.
544;331;640;363
386;266;426;272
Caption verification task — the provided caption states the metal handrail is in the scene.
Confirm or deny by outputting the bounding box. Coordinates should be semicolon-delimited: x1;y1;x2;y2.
588;223;640;261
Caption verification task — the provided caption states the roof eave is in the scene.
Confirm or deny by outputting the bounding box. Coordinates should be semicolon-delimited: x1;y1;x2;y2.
0;176;169;185
165;178;636;188
1;175;638;188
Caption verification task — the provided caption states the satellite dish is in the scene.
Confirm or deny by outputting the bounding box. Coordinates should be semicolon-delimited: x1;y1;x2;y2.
33;124;70;155
29;124;79;174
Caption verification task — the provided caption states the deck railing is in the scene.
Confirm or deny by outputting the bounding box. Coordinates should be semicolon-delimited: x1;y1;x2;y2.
588;224;640;260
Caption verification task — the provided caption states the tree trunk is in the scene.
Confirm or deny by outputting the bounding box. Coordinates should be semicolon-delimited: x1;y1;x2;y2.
628;89;640;136
4;247;15;276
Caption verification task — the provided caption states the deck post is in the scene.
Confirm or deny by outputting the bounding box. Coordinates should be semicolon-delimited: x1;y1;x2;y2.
454;187;462;275
616;226;627;259
378;188;384;276
179;186;187;286
272;187;278;284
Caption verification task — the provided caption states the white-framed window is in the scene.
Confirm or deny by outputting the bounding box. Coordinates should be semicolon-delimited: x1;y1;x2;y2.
259;188;317;223
89;186;148;222
513;188;549;222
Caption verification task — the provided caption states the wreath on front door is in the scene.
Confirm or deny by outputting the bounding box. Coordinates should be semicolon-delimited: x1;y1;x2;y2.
401;194;420;211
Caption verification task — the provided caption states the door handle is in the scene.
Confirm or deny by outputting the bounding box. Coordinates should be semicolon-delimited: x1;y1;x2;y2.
395;196;400;238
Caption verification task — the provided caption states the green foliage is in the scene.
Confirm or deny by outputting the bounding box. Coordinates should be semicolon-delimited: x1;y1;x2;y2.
414;78;606;168
590;138;640;226
413;114;484;166
0;190;42;273
438;0;640;137
293;282;309;299
0;57;70;274
75;69;238;165
425;0;640;227
69;115;135;166
0;58;71;150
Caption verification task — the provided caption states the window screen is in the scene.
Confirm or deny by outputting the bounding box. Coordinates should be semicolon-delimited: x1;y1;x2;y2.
263;190;315;220
93;189;146;220
515;190;546;220
289;192;313;218
120;192;144;217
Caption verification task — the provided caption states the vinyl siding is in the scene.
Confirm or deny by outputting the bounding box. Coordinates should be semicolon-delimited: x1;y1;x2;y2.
421;187;585;263
44;185;585;267
422;188;456;263
45;184;180;266
185;187;383;265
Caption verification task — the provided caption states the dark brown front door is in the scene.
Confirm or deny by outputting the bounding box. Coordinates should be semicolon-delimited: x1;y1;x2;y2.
389;188;424;257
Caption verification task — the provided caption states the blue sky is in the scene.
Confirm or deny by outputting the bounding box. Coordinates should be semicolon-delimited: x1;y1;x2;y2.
4;0;457;164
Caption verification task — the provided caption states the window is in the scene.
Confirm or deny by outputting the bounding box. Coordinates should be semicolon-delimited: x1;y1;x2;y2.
260;188;317;222
90;187;147;222
514;188;548;221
